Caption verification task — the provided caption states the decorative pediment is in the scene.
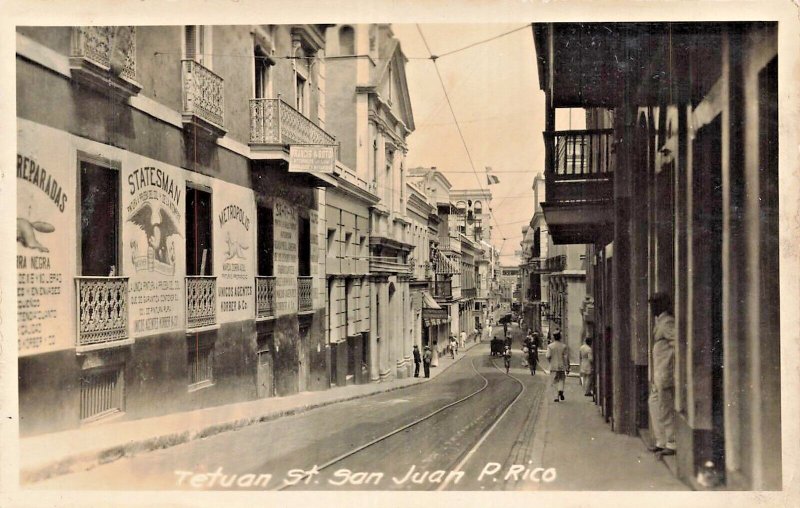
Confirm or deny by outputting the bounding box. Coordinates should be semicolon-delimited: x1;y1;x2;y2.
375;40;415;132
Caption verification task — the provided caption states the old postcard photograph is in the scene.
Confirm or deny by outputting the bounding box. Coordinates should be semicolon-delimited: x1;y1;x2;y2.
1;0;798;506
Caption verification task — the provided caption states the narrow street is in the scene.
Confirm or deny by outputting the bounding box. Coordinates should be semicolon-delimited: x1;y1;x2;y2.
34;323;553;491
30;318;685;491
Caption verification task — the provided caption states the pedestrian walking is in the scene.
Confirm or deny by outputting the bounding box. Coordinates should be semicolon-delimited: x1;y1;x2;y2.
503;321;508;336
487;324;493;340
546;331;570;402
413;344;421;378
530;331;541;374
647;293;677;457
503;344;512;374
449;335;457;359
460;330;467;350
423;346;432;378
526;333;539;375
431;341;439;367
579;337;594;396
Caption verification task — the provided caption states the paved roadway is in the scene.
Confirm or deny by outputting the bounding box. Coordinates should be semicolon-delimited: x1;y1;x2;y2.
35;322;550;492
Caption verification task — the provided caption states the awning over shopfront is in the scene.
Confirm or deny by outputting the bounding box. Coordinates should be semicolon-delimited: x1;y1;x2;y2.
422;290;441;310
422;307;450;327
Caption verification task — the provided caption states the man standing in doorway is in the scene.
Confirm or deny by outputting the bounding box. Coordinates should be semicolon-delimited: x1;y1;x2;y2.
413;345;421;378
647;293;676;457
579;337;594;397
546;331;570;402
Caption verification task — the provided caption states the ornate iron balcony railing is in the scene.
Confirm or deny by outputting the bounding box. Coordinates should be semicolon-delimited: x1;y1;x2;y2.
75;277;129;348
71;26;137;81
250;98;335;146
255;276;276;319
186;276;217;329
182;60;225;131
298;276;313;312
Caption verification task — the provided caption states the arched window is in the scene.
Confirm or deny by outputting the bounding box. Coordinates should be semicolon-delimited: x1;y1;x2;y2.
474;200;483;215
339;26;355;55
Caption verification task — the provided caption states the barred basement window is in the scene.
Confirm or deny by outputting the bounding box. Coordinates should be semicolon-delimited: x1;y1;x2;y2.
188;343;214;391
80;366;124;423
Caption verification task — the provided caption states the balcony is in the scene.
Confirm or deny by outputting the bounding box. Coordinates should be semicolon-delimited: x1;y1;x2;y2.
298;276;313;312
369;256;412;276
186;276;217;330
433;280;452;299
526;255;567;273
542;129;615;244
250;98;335;147
462;287;477;299
181;60;225;138
75;277;130;351
255;276;276;319
70;26;141;99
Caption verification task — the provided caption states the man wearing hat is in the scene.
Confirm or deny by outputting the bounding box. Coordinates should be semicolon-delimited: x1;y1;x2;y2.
422;345;432;378
413;345;421;378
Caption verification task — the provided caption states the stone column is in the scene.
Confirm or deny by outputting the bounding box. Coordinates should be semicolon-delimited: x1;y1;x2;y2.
612;103;637;435
379;279;391;381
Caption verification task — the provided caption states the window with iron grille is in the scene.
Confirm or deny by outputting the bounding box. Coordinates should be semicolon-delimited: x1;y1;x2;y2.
188;341;214;390
80;365;124;422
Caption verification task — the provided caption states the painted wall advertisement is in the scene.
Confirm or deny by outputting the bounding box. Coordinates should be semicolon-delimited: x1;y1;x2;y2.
16;119;263;356
273;197;298;315
122;161;185;338
17;121;76;356
214;182;255;323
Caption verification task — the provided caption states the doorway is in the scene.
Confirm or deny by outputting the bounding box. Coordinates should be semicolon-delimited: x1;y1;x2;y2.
298;324;310;392
692;114;725;479
256;332;274;398
79;159;119;276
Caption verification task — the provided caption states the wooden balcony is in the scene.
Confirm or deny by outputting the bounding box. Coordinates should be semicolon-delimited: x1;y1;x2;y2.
69;26;141;99
75;277;130;351
255;276;276;319
181;60;226;138
542;129;615;244
186;276;217;330
298;276;313;312
250;98;335;147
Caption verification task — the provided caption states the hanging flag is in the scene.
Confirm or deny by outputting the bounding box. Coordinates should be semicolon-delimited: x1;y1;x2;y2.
486;166;499;184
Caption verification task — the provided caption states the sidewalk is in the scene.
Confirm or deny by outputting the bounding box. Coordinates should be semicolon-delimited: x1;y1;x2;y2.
20;339;482;485
531;361;688;490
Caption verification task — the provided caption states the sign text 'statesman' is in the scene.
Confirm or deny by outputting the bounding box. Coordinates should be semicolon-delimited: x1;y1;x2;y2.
128;166;182;205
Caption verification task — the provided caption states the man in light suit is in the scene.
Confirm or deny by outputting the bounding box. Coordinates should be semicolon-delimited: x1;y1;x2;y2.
546;331;570;402
647;293;677;456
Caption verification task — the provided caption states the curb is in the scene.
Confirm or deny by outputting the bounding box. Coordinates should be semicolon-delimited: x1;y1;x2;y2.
22;343;480;485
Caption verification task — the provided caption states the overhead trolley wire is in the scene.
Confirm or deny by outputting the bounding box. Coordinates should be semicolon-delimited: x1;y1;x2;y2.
415;25;505;238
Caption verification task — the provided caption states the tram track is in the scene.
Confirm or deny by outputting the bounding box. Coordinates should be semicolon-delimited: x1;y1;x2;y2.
278;346;528;491
436;354;527;490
